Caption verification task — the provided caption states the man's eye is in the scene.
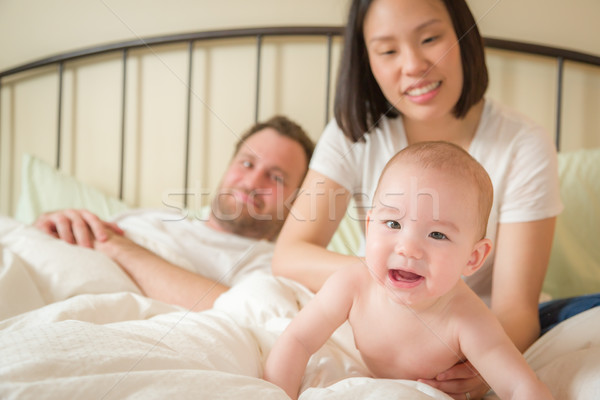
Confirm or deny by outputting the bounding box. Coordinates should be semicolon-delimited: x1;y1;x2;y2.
429;231;447;240
385;220;401;229
272;174;284;184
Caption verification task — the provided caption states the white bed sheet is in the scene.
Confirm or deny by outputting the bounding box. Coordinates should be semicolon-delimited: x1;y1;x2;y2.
1;216;599;399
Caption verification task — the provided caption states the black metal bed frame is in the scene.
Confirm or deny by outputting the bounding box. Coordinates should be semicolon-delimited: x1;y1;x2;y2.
1;26;599;203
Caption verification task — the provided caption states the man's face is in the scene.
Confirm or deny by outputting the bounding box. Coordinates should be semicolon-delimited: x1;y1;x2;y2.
209;128;308;240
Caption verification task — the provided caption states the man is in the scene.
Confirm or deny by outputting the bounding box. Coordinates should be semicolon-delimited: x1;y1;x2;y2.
34;115;314;311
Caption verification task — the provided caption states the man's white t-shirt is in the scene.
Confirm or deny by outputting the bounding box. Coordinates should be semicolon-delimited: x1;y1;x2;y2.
310;98;563;304
112;209;274;287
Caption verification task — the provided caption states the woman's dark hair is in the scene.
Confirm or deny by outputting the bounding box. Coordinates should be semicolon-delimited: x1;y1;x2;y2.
334;0;488;142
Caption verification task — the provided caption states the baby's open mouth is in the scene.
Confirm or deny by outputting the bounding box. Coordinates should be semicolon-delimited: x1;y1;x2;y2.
389;269;423;283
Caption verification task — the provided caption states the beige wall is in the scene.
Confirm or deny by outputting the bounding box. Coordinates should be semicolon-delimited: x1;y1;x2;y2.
467;0;600;57
1;0;599;73
0;0;350;72
1;0;599;217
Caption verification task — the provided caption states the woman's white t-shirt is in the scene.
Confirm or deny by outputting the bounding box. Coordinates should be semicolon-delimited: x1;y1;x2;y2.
310;98;563;304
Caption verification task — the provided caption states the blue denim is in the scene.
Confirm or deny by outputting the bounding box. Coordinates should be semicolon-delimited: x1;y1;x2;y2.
538;293;600;336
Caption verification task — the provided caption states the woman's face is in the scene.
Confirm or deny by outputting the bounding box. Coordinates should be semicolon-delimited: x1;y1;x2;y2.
363;0;463;122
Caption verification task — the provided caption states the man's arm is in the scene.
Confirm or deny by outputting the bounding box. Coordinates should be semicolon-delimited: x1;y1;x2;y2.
34;209;228;310
94;232;229;311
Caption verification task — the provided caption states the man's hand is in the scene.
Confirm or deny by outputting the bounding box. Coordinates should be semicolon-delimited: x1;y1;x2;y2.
92;229;139;262
418;361;490;400
33;209;124;248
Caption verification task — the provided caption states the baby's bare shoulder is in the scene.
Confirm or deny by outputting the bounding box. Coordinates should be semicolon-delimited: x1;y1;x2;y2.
331;262;371;287
451;287;502;337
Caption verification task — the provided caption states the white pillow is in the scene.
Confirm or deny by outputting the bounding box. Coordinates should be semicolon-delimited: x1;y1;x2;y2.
0;216;141;320
544;147;600;299
14;154;130;224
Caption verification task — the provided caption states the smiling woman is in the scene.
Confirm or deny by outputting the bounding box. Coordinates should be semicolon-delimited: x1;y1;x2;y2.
363;0;466;122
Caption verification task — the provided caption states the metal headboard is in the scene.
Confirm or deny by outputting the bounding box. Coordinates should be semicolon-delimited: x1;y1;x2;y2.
1;26;600;205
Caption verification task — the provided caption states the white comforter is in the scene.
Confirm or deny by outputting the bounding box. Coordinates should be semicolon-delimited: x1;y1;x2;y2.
0;216;599;399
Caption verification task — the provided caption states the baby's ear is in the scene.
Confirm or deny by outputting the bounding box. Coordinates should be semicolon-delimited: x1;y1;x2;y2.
463;238;492;277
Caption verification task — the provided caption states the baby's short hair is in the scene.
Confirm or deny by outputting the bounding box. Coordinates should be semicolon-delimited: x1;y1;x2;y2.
378;141;493;239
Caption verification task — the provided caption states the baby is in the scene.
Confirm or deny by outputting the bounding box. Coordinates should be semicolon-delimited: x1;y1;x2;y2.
264;142;554;399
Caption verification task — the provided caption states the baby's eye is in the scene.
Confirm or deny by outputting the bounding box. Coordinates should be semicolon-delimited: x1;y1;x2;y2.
385;220;401;229
429;231;447;240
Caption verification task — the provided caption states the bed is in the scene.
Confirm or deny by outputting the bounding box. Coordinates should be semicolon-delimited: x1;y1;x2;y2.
1;27;599;399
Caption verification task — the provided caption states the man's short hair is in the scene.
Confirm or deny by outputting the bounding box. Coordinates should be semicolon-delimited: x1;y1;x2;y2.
234;116;315;170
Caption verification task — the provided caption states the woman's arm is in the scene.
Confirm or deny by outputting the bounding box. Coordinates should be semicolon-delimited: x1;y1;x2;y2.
95;232;228;311
272;170;362;292
491;217;557;351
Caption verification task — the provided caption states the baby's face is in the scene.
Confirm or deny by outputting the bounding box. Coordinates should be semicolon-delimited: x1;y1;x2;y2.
365;163;481;306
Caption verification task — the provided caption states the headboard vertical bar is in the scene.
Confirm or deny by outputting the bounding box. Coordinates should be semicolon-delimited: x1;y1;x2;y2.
0;78;3;210
555;56;564;151
183;40;194;208
254;34;263;123
56;62;64;169
118;49;128;200
324;34;333;126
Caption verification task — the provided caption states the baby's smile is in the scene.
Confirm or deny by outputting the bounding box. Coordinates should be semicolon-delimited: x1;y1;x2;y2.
388;269;424;288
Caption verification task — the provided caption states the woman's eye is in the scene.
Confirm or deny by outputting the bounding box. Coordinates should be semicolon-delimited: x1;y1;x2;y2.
385;220;401;229
371;46;396;56
242;160;252;168
422;36;438;45
429;231;447;240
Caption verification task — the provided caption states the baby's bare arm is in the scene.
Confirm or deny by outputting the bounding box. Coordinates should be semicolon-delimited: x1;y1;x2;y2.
459;304;554;399
264;267;361;399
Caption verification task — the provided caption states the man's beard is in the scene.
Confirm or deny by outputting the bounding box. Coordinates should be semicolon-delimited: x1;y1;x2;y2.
210;190;284;241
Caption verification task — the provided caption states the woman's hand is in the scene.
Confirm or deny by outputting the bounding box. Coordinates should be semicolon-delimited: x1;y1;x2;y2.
418;361;490;400
34;209;124;248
